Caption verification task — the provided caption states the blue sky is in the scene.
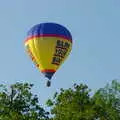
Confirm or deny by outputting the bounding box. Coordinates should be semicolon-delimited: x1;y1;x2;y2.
0;0;120;105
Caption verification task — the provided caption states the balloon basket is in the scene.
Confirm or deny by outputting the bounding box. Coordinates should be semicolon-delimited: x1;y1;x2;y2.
46;80;51;87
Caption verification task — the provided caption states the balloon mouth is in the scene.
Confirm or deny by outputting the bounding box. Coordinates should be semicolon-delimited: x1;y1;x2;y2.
42;70;55;80
43;72;55;80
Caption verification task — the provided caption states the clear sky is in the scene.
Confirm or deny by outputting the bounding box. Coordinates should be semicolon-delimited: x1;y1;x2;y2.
0;0;120;105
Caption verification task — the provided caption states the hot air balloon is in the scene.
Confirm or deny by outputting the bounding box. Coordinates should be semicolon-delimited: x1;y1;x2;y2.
24;23;72;87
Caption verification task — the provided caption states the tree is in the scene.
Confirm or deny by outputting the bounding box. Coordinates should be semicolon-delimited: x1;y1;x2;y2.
93;80;120;120
0;82;49;120
46;84;97;120
47;80;120;120
0;80;119;120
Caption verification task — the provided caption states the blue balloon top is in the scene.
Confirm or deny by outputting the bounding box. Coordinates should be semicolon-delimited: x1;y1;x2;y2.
27;23;72;41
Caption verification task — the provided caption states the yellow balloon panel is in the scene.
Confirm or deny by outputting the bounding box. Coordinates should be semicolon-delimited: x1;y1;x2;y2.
25;37;72;73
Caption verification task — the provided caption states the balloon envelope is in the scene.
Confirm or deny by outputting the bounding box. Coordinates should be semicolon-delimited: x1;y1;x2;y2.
24;23;72;80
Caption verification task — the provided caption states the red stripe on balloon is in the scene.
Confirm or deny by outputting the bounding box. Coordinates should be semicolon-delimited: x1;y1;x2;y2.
41;69;56;73
24;34;72;43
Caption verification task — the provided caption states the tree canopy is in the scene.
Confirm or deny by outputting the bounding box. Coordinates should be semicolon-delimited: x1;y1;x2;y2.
93;80;120;119
47;80;120;120
0;80;120;120
0;82;49;120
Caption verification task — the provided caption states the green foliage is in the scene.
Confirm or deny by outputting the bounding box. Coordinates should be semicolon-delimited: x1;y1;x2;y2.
0;82;49;120
93;80;120;120
47;84;96;120
0;80;119;120
47;80;120;120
